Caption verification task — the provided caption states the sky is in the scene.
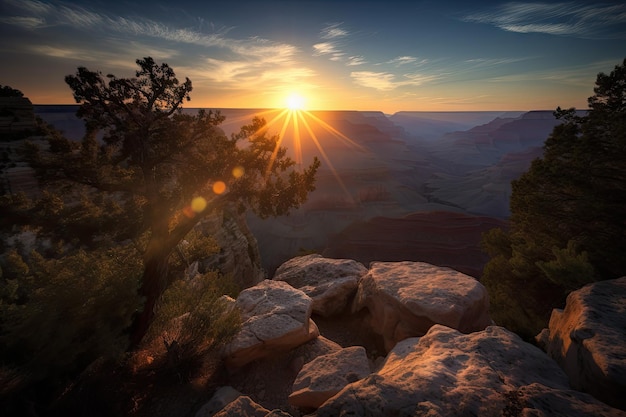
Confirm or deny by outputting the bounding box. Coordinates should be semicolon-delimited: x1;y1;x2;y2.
1;0;625;113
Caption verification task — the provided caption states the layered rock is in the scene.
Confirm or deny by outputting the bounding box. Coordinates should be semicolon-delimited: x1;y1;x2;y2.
314;325;624;416
273;254;366;316
323;211;506;278
198;207;265;289
222;280;319;368
288;346;370;409
537;277;626;410
352;261;491;351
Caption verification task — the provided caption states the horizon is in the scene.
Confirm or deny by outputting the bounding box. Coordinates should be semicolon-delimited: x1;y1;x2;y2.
2;0;625;113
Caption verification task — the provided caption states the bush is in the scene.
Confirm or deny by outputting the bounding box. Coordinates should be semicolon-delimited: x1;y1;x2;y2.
0;246;143;386
145;271;241;369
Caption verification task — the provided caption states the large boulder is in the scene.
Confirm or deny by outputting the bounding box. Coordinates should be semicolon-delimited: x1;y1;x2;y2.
352;261;491;351
288;346;371;410
537;277;626;410
222;280;319;368
314;325;624;416
273;254;367;317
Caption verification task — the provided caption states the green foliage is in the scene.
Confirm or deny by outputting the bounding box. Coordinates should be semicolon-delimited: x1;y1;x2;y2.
482;58;626;339
0;246;143;383
146;271;241;362
536;241;595;291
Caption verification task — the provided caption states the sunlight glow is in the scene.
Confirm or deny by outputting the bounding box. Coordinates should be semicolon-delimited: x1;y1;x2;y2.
286;93;305;110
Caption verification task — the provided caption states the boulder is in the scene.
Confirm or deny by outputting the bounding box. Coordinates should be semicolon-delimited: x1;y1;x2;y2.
227;336;343;414
273;254;366;317
211;395;272;417
537;277;626;410
222;280;319;368
195;386;243;417
352;261;491;351
314;325;624;416
288;346;371;409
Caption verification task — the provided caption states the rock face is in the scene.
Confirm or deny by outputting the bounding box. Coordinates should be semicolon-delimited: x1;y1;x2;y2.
537;277;626;411
222;280;319;368
352;261;491;351
199;207;265;290
323;211;507;278
273;254;367;317
314;325;624;417
288;346;371;409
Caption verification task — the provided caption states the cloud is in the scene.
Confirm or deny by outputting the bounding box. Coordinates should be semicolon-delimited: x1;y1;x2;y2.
487;60;616;87
321;23;348;39
3;0;299;62
313;23;350;62
351;71;441;91
387;56;418;66
351;71;397;90
463;2;626;39
0;16;45;29
347;56;366;66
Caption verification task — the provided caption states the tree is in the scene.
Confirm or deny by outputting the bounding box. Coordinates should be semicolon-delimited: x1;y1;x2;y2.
0;85;24;97
482;58;626;339
8;57;320;347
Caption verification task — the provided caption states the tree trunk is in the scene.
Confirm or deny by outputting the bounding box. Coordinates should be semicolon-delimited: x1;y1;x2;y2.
129;246;170;349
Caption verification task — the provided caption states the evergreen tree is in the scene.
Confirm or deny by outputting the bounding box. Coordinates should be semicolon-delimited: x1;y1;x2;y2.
482;58;626;339
3;57;320;347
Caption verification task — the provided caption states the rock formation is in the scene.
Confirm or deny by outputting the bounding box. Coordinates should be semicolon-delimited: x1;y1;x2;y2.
352;261;492;351
288;346;371;409
314;325;623;417
222;280;319;368
198;258;626;417
537;277;626;411
198;207;265;289
273;254;366;317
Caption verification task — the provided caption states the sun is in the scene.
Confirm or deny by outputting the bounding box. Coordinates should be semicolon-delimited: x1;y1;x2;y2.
285;93;306;110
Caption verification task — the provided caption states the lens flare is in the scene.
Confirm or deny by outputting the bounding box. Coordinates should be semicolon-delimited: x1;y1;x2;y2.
232;166;245;178
213;181;226;194
191;196;207;213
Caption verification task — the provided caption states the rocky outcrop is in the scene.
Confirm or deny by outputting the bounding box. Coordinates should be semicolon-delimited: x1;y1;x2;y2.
198;207;265;289
288;346;370;410
222;280;319;368
314;325;624;417
352;261;491;351
537;277;626;410
273;254;366;317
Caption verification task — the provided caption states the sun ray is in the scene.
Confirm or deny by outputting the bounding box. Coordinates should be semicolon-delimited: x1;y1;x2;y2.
297;111;354;202
292;109;302;166
304;112;368;152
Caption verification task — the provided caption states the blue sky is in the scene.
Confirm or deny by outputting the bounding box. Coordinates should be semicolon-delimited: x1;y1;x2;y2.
1;0;624;112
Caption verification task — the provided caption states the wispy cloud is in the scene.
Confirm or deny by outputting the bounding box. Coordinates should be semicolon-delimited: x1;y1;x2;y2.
386;56;419;66
351;71;441;91
3;0;300;61
487;60;616;87
0;15;45;29
313;23;350;62
463;2;626;39
321;23;348;39
347;55;366;66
